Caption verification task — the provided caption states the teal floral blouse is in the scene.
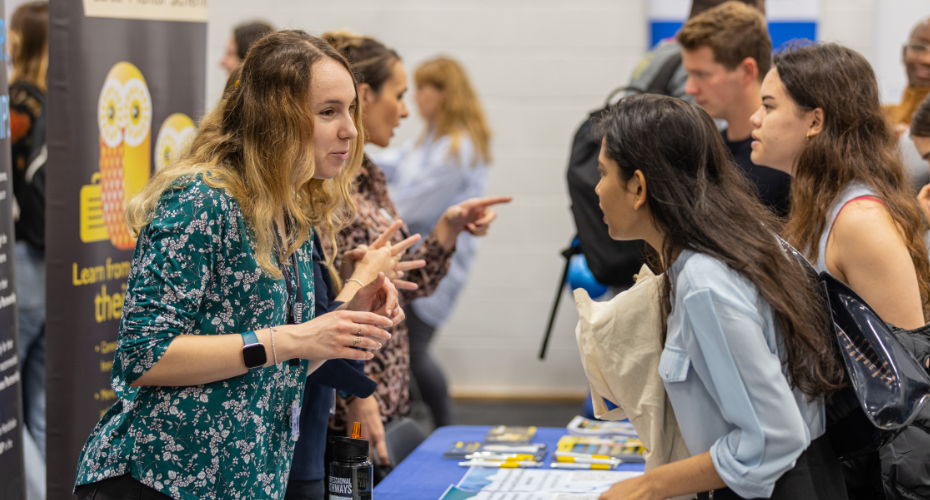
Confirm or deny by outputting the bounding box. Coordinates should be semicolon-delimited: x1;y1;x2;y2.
74;176;315;500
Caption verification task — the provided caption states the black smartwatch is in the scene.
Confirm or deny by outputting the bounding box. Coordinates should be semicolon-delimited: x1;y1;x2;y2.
240;330;267;371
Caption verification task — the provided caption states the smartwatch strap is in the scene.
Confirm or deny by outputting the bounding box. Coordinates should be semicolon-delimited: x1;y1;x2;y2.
241;330;263;371
241;330;259;346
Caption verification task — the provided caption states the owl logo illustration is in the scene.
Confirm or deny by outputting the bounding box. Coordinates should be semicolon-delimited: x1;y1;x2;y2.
96;61;152;250
154;113;196;171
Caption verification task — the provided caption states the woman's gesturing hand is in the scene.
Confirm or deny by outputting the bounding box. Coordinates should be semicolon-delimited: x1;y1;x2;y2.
279;308;393;362
341;220;427;291
597;475;660;500
344;273;405;326
346;396;391;466
436;196;513;249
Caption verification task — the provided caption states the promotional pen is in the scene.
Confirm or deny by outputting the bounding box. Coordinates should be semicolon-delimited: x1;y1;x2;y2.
464;453;537;461
459;460;543;468
482;445;544;453
555;456;621;465
550;462;616;470
554;452;615;460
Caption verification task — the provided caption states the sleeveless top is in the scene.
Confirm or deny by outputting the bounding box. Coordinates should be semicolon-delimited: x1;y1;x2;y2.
814;182;879;274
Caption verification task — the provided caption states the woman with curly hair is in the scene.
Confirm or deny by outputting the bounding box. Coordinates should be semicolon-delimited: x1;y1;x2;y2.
73;31;398;499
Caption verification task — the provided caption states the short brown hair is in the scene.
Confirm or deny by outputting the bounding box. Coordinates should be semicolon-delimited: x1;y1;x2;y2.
677;1;772;82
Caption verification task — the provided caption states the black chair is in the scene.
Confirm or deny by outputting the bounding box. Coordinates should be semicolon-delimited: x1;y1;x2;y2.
383;417;428;467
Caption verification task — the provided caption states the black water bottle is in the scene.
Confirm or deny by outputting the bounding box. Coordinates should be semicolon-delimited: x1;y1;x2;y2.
328;422;373;500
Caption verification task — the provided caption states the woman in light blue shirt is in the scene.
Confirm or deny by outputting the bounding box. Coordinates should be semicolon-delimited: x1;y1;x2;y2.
373;56;492;427
593;94;846;500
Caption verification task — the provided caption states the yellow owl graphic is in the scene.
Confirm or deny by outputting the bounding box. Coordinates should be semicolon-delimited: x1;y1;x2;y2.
154;113;196;171
97;61;152;250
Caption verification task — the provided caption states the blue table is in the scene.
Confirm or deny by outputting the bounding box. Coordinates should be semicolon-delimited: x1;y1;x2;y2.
374;425;646;500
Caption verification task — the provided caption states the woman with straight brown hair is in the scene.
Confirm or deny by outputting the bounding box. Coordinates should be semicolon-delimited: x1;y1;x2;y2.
73;30;399;499
750;42;930;330
750;42;930;499
595;94;845;500
372;56;493;429
320;31;510;475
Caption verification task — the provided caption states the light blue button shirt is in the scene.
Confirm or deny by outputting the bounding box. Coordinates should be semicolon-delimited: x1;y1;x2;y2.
372;130;489;327
660;250;825;499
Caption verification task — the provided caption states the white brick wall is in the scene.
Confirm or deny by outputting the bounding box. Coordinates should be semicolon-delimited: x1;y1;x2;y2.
208;0;647;398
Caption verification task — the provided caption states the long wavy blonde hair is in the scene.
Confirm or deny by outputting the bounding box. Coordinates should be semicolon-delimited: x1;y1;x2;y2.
414;57;492;164
126;30;365;280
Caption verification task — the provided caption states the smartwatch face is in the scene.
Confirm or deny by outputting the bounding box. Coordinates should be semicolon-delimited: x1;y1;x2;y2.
242;343;267;369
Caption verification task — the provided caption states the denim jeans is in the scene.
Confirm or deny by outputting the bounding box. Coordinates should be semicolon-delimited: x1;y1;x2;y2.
15;241;46;457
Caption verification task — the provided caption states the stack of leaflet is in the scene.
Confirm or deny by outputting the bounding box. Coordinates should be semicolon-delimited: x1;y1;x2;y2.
566;415;637;437
445;426;547;467
556;434;646;464
439;467;644;499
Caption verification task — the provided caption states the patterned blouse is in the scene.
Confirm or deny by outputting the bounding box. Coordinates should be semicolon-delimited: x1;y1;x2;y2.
324;156;453;429
74;176;315;500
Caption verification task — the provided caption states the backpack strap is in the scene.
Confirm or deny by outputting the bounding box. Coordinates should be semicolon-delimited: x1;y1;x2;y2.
597;51;685;111
645;52;683;96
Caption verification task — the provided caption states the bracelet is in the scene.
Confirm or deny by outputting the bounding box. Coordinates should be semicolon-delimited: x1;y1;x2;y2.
346;278;364;288
269;326;278;365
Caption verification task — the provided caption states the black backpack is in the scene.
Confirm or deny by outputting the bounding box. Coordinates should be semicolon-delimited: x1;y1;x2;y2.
566;52;682;288
539;53;682;359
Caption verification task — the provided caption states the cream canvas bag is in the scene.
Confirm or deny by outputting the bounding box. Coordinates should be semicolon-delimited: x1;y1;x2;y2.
574;264;691;474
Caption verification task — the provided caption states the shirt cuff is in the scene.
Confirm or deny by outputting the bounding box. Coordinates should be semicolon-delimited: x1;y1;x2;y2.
710;439;776;499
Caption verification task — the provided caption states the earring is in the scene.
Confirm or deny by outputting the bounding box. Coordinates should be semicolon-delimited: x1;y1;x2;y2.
806;131;812;141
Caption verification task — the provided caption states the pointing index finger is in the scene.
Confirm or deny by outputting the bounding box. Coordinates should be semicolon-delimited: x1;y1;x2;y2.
371;220;403;249
472;196;513;208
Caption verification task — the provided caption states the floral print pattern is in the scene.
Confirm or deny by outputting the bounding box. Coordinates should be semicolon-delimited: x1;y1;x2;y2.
322;156;453;429
74;176;315;500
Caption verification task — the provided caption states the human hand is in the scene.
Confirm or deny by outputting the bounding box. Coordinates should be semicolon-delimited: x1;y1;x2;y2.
918;184;930;222
340;244;368;281
279;310;393;362
346;396;390;465
344;220;424;290
344;273;405;326
442;196;513;237
598;475;659;500
352;245;397;283
340;221;405;281
369;220;426;290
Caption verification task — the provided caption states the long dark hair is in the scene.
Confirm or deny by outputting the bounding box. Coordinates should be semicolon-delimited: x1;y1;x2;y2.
777;43;930;319
10;1;48;92
595;94;844;398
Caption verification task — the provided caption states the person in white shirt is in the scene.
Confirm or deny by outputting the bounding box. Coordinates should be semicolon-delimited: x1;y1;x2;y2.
373;57;492;428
